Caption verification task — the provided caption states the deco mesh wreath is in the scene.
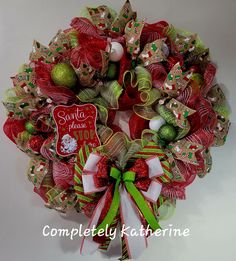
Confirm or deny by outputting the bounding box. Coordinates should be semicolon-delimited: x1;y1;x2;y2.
3;1;230;259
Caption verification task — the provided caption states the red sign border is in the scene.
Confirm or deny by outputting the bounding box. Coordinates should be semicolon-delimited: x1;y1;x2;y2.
52;103;101;157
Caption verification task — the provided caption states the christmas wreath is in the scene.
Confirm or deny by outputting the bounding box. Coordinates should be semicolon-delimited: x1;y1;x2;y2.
3;1;230;259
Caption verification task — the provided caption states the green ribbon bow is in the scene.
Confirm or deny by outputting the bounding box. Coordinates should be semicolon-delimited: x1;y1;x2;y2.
95;167;161;234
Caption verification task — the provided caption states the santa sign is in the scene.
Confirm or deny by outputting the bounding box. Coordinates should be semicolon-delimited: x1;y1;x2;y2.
52;104;100;157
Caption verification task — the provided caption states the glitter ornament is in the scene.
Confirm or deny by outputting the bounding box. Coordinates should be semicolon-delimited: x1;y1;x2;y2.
109;42;124;62
158;124;177;142
107;62;118;80
28;135;44;153
149;116;166;131
162;42;169;57
51;63;77;88
25;121;37;134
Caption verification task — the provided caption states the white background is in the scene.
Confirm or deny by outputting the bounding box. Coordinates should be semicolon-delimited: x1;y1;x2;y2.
0;0;236;260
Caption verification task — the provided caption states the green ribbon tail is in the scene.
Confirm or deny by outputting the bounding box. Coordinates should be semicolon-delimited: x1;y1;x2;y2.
94;178;120;234
125;182;162;231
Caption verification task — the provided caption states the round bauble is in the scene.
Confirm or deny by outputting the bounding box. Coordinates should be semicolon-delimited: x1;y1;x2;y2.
191;73;204;86
158;124;177;142
109;42;124;62
149;116;166;131
162;42;169;57
25;121;37;134
51;63;77;88
107;62;118;80
27;135;44;153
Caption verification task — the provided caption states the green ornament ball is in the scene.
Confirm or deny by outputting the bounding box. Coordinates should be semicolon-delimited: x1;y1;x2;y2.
51;63;77;88
213;104;230;119
158;124;177;142
107;62;118;80
18;131;32;142
191;73;204;86
25;122;37;134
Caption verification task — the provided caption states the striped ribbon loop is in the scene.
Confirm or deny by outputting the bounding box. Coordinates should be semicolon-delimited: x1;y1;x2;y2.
74;145;97;211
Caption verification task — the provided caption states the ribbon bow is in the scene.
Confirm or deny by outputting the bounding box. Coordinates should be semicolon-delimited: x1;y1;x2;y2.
80;153;164;258
95;161;161;234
